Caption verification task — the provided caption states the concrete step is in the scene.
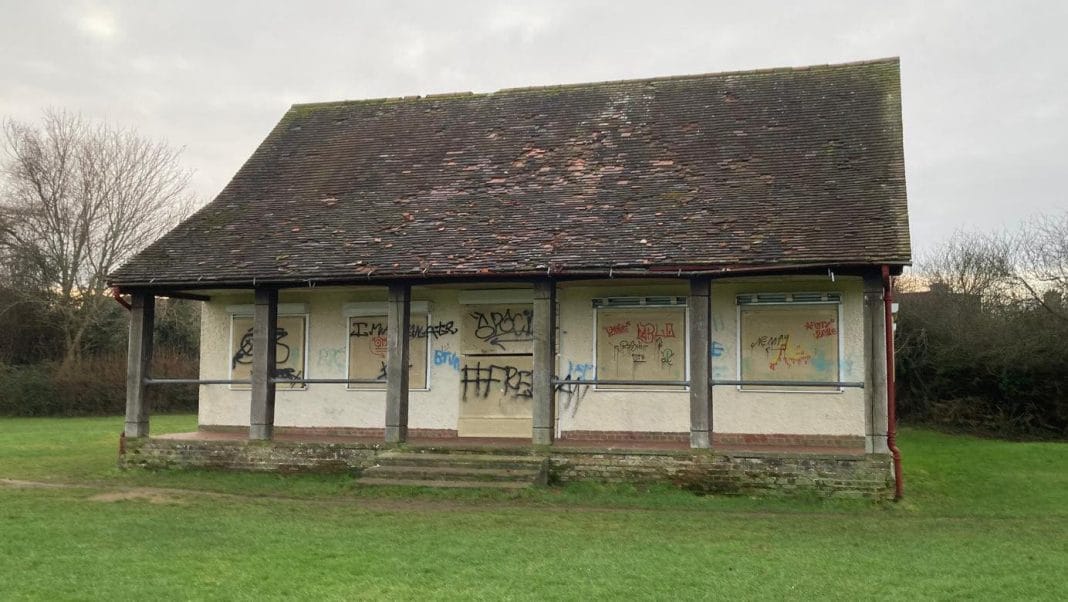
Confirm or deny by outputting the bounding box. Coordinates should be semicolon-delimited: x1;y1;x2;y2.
356;451;549;489
361;464;540;483
355;477;532;490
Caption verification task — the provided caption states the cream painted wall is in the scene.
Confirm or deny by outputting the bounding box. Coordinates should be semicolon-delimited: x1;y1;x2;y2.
197;277;868;438
555;282;691;434
707;276;866;436
198;287;462;432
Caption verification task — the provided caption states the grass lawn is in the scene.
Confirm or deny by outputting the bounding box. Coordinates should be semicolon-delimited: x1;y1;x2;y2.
1;416;1066;600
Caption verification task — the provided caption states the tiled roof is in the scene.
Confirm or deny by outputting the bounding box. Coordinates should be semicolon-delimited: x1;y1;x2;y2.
110;58;910;288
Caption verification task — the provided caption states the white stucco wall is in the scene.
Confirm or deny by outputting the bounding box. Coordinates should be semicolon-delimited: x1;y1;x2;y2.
707;276;867;436
197;276;868;438
198;287;463;432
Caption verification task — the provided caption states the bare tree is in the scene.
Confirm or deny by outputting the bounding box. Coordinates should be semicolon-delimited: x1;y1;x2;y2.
1015;212;1068;322
920;229;1016;301
0;109;193;363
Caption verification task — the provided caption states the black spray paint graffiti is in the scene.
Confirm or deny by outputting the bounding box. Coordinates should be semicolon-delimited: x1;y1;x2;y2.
271;367;305;389
470;308;533;350
611;337;675;372
420;321;459;338
612;339;649;365
231;327;292;369
555;361;594;416
349;320;457;339
461;362;533;401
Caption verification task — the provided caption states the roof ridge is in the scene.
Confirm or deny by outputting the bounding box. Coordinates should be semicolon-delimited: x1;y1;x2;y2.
287;57;900;112
497;57;900;94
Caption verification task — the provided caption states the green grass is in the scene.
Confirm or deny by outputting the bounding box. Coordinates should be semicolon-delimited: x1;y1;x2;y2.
1;417;1067;600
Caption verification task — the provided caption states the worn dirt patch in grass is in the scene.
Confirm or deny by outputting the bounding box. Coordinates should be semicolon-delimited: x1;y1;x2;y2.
88;489;187;505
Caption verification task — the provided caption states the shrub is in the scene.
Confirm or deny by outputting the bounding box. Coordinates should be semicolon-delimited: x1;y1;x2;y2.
896;288;1068;438
0;351;198;416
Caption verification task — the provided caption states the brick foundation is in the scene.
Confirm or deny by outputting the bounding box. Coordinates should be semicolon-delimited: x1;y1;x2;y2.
560;430;865;449
560;430;690;443
120;437;892;498
547;448;891;498
713;433;865;449
199;425;458;439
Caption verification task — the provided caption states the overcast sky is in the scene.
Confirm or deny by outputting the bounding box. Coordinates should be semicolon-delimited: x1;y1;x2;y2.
2;0;1064;258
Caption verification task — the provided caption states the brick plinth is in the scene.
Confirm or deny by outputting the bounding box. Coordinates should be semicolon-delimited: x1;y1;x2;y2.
712;433;866;449
199;425;458;439
560;430;690;443
120;437;893;498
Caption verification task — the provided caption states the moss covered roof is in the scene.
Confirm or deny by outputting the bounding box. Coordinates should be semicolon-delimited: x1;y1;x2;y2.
110;58;910;288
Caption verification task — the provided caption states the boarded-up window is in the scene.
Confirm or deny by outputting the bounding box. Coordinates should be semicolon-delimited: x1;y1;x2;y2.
230;315;307;390
595;307;687;389
347;314;429;389
461;304;534;355
738;303;840;390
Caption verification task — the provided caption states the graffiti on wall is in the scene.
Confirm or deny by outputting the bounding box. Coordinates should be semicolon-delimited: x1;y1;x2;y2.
348;315;429;388
461;361;533;400
556;361;594;415
433;349;461;371
596;307;686;387
739;305;839;389
462;305;534;354
229;316;306;389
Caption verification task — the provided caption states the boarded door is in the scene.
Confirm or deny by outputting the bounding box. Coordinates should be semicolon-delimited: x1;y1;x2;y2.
457;304;534;437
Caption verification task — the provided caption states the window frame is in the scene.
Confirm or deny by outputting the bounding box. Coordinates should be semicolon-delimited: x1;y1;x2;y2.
343;301;432;392
734;292;844;394
226;309;310;392
591;297;690;392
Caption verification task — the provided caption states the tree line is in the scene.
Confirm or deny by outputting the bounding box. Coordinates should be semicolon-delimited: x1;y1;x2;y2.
0;110;199;415
896;214;1068;438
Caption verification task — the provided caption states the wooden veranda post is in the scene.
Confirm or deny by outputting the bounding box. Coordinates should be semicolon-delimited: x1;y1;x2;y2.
249;288;278;440
124;292;155;438
532;280;557;445
688;277;713;448
385;283;411;443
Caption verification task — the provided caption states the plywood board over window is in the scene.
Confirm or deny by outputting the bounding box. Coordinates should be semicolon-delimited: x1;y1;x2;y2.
461;304;534;355
739;304;840;391
595;307;687;390
459;354;533;418
229;315;307;390
347;314;429;389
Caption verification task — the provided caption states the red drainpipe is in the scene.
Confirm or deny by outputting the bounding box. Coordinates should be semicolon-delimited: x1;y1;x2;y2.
882;265;904;500
111;288;132;311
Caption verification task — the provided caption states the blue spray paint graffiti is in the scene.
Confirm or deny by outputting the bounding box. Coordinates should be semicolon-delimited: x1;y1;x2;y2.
710;341;726;358
556;361;595;416
433;349;461;372
566;361;595;380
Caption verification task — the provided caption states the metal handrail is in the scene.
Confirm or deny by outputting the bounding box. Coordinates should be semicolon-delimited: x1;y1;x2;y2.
552;379;690;387
712;379;864;388
147;377;863;388
144;377;387;385
144;378;250;386
269;378;385;385
551;378;864;388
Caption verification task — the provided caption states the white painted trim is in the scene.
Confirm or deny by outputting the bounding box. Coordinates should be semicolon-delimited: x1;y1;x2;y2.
342;301;430;317
457;289;533;305
226;303;308;316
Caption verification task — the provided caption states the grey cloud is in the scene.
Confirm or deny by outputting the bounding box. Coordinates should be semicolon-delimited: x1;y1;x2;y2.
1;0;1065;257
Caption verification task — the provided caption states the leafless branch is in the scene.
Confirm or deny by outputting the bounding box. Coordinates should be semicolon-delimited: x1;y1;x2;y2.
1;109;194;362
